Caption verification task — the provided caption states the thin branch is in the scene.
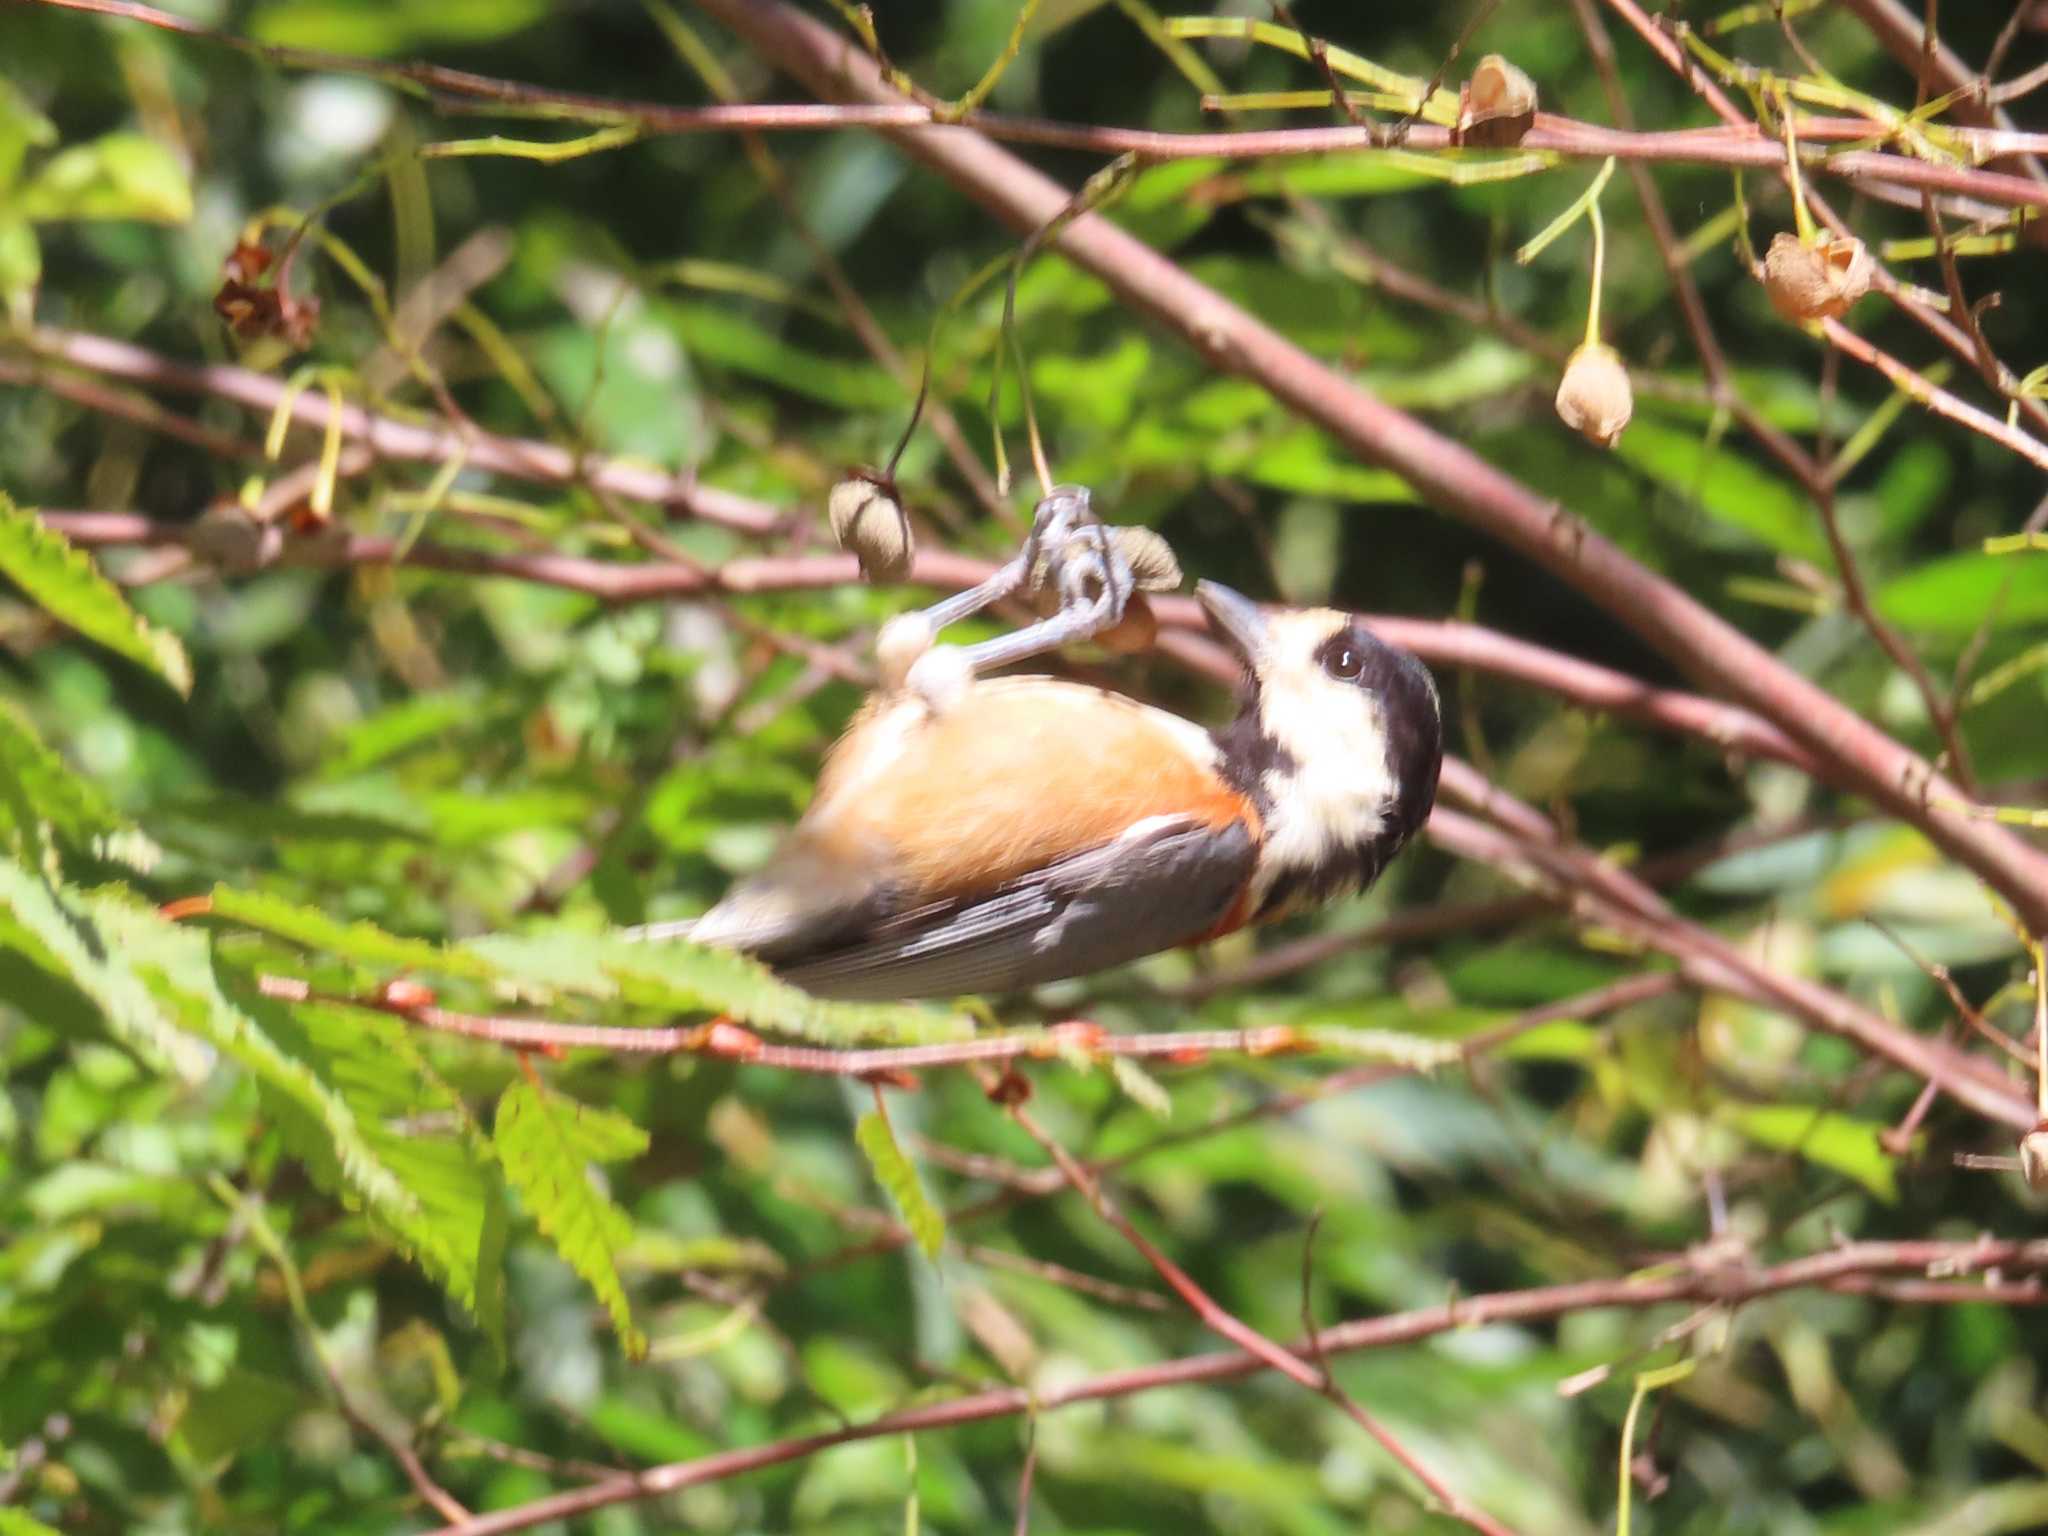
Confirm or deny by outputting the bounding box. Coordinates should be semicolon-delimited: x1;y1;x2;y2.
252;973;1455;1077
39;510;1819;776
19;0;2048;209
992;1085;1519;1536
13;327;783;534
418;1237;2048;1536
1423;790;2035;1132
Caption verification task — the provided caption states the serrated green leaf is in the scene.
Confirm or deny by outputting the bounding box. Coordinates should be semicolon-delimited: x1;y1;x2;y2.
14;132;192;224
495;1079;646;1356
586;934;971;1046
855;1110;944;1261
34;883;498;1329
0;493;191;695
0;857;209;1081
235;983;496;1314
0;697;154;867
1725;1105;1898;1201
208;883;500;981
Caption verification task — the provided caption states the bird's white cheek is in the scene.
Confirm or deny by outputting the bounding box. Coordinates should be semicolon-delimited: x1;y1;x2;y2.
1252;677;1395;889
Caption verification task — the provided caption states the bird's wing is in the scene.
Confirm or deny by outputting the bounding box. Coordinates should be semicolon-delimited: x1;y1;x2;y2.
686;679;1254;968
770;814;1256;1000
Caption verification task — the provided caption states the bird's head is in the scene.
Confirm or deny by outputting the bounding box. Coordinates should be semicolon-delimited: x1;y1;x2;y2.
1197;580;1443;915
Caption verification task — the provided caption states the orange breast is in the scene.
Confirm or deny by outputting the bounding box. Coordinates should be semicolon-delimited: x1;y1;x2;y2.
806;680;1257;898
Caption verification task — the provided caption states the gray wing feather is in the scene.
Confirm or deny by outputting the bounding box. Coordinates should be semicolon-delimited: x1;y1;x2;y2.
777;817;1254;1000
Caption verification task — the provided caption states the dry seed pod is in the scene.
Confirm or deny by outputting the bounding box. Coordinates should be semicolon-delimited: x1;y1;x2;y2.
1110;525;1183;593
2021;1123;2048;1192
1555;341;1633;448
1762;230;1872;325
1095;593;1159;654
827;473;914;582
1459;54;1538;147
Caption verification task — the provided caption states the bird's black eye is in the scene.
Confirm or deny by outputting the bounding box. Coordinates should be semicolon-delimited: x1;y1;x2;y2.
1320;638;1366;682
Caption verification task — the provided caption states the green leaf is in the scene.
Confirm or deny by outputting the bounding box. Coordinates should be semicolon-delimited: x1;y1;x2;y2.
227;977;499;1318
854;1109;944;1261
0;493;192;694
207;883;501;981
0;697;153;866
0;214;39;329
14;132;192;224
1614;419;1828;561
0;1509;65;1536
1878;550;2048;634
0;858;210;1081
27;883;501;1330
177;1368;309;1464
494;1079;647;1356
0;76;58;191
1725;1105;1898;1200
465;930;971;1046
250;0;550;55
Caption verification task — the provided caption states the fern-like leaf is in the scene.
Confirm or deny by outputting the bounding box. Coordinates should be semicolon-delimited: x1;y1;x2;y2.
0;857;209;1081
467;930;971;1047
855;1109;945;1260
494;1079;648;1357
0;492;191;695
209;883;500;981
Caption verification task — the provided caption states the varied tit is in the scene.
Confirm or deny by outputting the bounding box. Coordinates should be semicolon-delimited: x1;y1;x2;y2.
674;579;1443;1000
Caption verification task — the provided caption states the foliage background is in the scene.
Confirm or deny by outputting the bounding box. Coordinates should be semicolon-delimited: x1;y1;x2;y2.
4;1;2048;1533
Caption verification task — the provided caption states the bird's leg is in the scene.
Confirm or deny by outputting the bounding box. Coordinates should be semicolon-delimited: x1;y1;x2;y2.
888;484;1138;704
938;494;1135;675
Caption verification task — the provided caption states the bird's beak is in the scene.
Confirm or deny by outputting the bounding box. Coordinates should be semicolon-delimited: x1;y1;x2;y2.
1195;580;1271;666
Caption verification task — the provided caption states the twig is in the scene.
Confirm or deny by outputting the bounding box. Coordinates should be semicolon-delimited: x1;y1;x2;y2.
17;0;2048;208
417;1237;2048;1536
990;1082;1519;1536
39;509;1819;777
210;1177;472;1525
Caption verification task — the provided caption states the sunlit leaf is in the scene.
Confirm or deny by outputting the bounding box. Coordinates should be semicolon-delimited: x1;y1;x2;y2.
495;1078;647;1357
1725;1104;1898;1200
855;1109;944;1260
14;132;192;224
0;494;191;694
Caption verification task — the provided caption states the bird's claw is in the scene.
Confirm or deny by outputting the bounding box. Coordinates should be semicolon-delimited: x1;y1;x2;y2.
895;484;1147;698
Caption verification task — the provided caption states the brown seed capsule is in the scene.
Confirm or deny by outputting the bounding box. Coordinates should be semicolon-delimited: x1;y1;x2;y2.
1459;54;1538;147
2020;1123;2048;1191
1762;230;1872;325
1095;593;1158;654
1555;341;1633;448
1110;525;1183;593
827;474;914;582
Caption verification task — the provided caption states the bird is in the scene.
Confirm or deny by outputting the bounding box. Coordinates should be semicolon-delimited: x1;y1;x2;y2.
672;579;1444;1001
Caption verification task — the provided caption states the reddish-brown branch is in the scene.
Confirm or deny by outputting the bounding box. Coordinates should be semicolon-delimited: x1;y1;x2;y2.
994;1089;1520;1536
14;328;782;534
422;1237;2048;1536
38;510;1820;776
21;0;2048;210
254;972;1444;1076
1423;792;2034;1131
696;0;2048;937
